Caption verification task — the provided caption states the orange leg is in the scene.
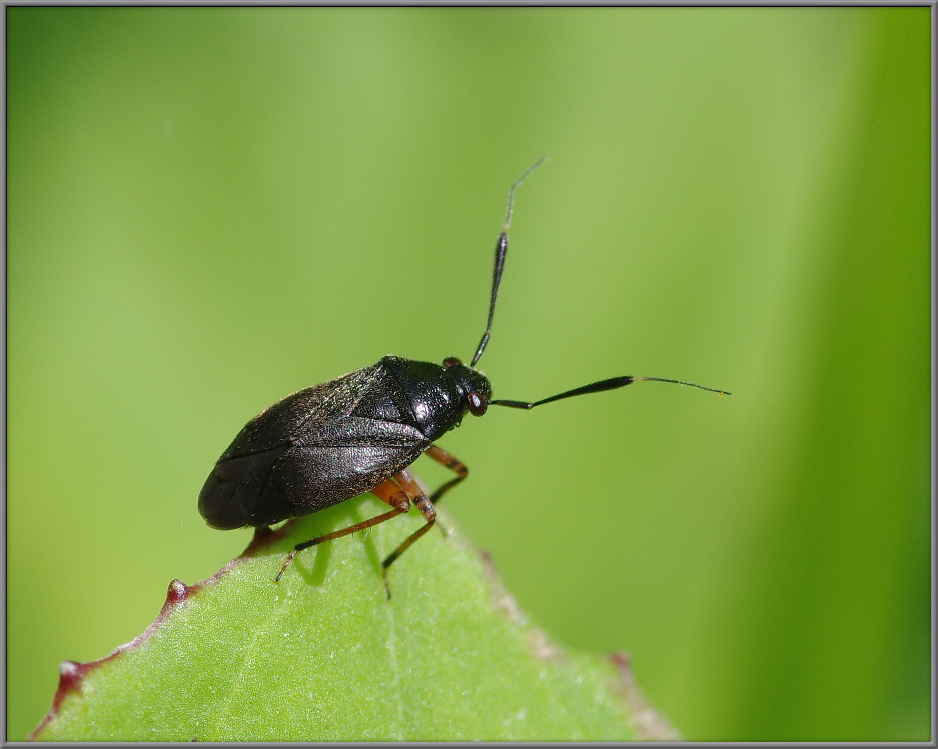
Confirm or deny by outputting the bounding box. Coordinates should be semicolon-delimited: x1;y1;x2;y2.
380;468;437;597
274;479;410;582
424;444;468;505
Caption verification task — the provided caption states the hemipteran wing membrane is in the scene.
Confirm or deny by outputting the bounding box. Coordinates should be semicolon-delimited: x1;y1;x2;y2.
201;362;432;528
198;442;292;529
275;416;430;515
216;364;386;461
205;417;428;528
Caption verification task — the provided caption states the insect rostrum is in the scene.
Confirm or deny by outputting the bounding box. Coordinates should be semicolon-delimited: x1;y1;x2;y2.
198;157;730;591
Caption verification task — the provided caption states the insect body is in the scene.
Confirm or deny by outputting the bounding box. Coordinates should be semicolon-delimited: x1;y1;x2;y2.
198;157;730;589
198;356;488;550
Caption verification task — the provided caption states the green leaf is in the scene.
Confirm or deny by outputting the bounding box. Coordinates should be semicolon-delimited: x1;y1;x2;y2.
29;497;679;742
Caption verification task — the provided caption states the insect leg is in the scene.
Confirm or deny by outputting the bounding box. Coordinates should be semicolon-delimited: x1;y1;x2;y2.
424;444;468;505
381;468;437;597
274;480;410;582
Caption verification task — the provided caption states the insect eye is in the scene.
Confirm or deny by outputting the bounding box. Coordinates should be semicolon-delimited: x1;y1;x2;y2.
443;357;462;368
467;391;488;416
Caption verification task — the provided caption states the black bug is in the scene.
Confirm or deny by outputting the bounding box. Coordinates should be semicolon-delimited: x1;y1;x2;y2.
198;157;730;590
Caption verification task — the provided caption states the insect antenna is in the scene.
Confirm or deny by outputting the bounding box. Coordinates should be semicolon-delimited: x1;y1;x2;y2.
490;375;731;409
470;156;548;367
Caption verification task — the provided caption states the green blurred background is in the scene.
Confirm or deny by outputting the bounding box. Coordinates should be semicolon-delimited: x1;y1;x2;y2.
7;7;931;742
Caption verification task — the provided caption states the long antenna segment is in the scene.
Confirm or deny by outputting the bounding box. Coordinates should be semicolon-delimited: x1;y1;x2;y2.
468;159;730;401
470;156;548;367
490;375;731;410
